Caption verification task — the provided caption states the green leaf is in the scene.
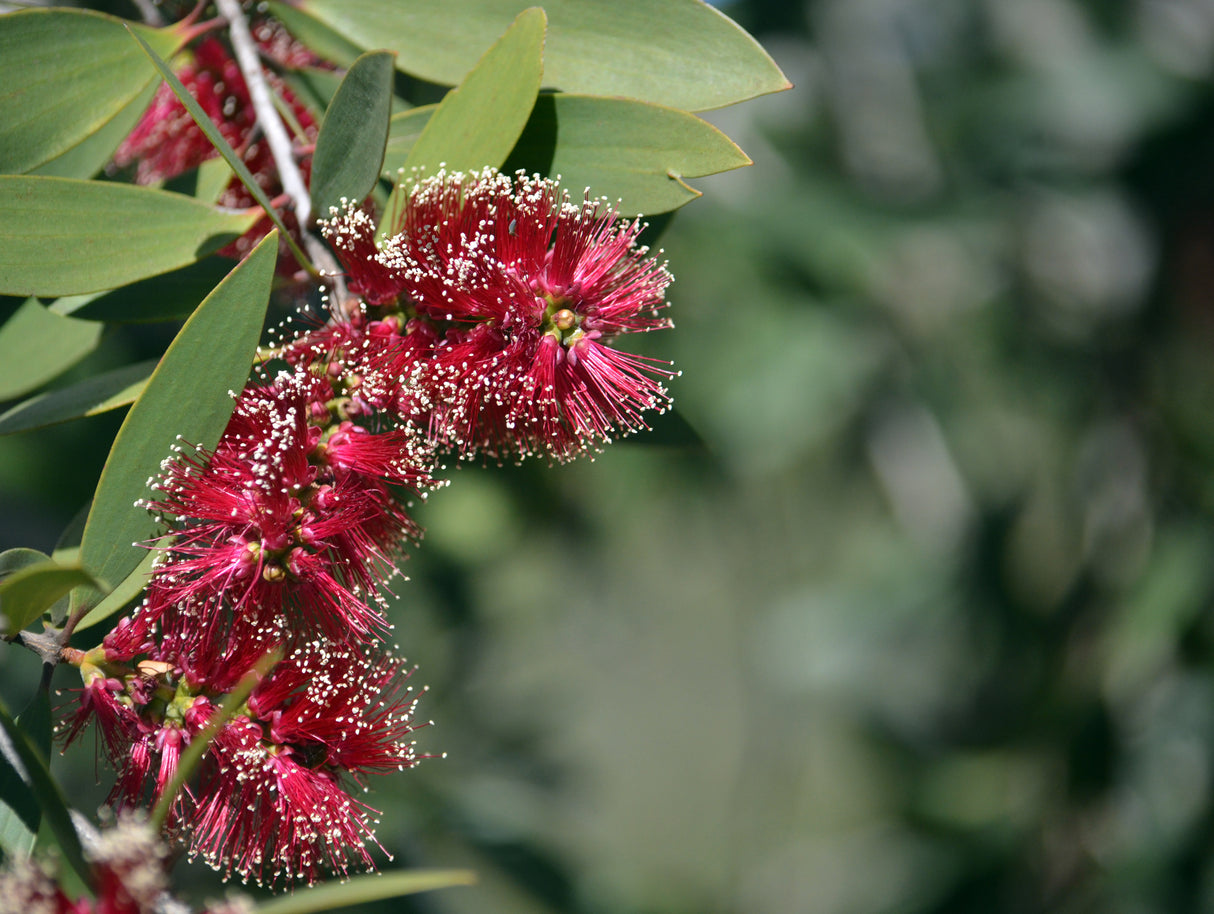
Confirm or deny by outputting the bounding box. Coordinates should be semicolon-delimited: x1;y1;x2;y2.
74;547;160;632
30;79;159;180
401;6;544;175
280;67;352;119
194;157;235;205
50;257;235;324
311;51;395;218
295;0;789;112
254;869;478;914
383;106;434;174
127;27;314;273
381;7;545;233
0;549;52;581
267;0;364;69
0;742;40;865
505;94;750;214
0;298;102;401
0;560;104;636
0;177;258;297
76;233;277;609
50;508;90;623
0;359;154;436
0;689;51;864
0;9;185;174
0;695;90;887
387;94;752;215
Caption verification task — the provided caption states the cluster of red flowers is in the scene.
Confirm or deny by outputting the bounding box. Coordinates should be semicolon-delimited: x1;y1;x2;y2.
0;816;251;914
318;167;676;462
65;631;425;885
64;163;676;888
64;1;676;888
62;363;436;884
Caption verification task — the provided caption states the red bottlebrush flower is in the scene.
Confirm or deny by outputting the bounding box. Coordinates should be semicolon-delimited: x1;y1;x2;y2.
85;817;177;914
114;36;316;186
319;205;409;307
250;15;322;70
0;815;255;914
188;644;426;885
113;33;319;275
142;367;433;645
320;168;677;461
62;636;428;888
113;37;245;185
58;666;140;760
276;307;442;420
0;863;72;914
59;648;191;816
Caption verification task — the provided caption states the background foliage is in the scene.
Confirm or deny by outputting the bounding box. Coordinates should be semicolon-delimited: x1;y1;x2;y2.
7;0;1214;912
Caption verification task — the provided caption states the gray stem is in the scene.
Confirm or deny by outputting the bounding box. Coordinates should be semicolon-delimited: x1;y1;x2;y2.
214;0;311;224
213;0;349;304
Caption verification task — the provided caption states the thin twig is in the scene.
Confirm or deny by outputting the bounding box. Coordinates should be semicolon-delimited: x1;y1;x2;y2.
213;0;350;306
58;601;90;648
214;0;311;222
12;629;62;668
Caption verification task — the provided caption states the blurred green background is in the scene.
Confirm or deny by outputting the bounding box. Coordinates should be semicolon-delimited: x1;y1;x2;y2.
10;0;1214;911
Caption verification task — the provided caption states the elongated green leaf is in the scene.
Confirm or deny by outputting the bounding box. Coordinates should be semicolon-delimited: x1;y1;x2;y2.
50;257;235;324
0;734;40;864
402;6;544;175
0;689;52;864
311;51;395;218
0;177;258;297
0;9;185;174
280;67;350;119
387;94;752;215
0;695;90;886
127;27;314;273
194;157;235;205
0;359;154;436
0;549;57;632
506;94;750;213
76;233;278;606
0;561;104;636
296;0;788;112
0;549;52;581
74;547;160;632
383;107;434;172
382;7;545;233
31;79;159;180
254;869;477;914
15;692;51;776
48;507;88;624
0;298;102;401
